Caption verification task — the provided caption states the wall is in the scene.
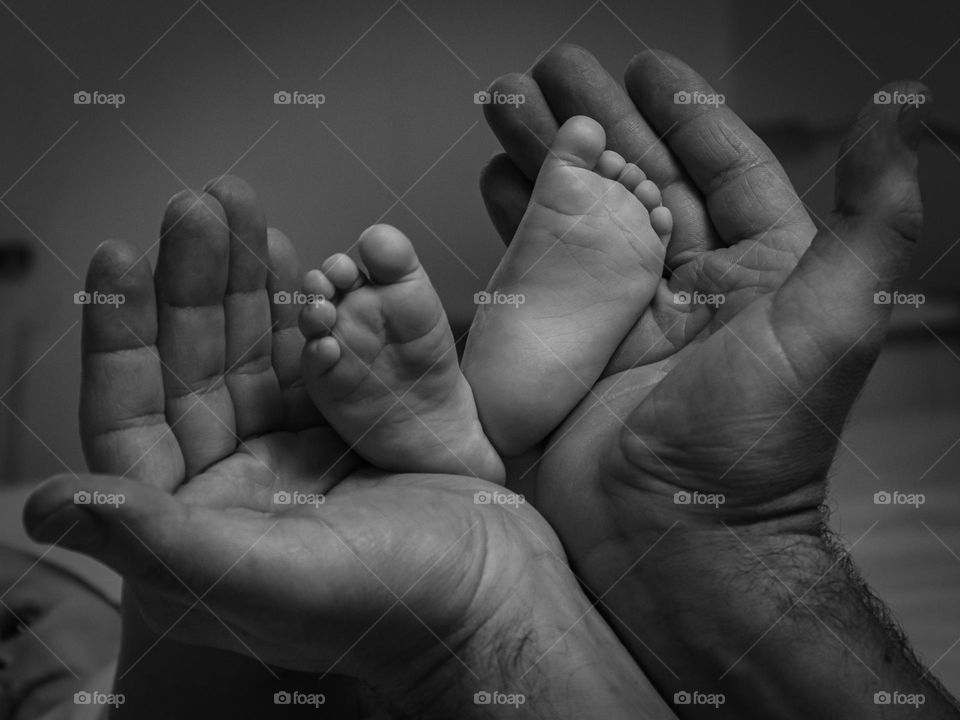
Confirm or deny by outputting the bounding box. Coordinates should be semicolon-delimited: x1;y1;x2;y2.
0;0;735;479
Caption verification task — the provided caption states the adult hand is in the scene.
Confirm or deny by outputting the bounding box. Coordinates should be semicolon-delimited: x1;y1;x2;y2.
24;177;672;719
483;46;956;718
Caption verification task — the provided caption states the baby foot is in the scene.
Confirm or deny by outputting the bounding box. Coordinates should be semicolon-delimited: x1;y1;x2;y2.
299;224;504;482
462;115;671;456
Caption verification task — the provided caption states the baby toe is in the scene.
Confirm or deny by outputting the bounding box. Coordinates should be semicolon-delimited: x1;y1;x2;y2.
303;335;342;376
299;296;336;339
322;253;363;293
596;150;626;180
358;224;420;285
634;179;662;211
303;268;335;299
650;206;673;244
617;163;646;192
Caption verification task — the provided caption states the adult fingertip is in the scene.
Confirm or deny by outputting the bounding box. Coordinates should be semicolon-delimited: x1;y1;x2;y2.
23;477;106;551
863;81;931;151
487;72;531;96
22;475;71;530
536;42;592;71
897;84;931;150
202;174;255;200
162;188;226;236
90;238;141;272
483;72;533;123
532;44;603;94
624;48;682;86
626;48;671;71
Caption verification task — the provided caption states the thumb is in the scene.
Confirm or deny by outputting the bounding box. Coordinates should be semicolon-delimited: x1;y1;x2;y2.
23;474;261;598
774;81;930;377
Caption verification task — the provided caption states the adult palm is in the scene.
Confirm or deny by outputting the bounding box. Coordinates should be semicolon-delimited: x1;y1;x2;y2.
482;45;930;718
25;178;568;715
483;45;925;523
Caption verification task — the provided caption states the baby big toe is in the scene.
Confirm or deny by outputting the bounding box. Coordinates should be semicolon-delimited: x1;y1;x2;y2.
358;224;420;285
551;116;606;169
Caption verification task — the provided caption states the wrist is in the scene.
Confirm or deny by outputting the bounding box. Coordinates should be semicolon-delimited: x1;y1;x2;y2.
397;556;673;719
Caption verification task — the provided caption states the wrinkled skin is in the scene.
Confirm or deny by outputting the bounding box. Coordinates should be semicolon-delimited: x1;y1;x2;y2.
23;177;616;717
480;45;931;718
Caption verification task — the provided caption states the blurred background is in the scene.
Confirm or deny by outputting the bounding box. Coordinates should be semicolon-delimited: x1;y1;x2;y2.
0;0;958;697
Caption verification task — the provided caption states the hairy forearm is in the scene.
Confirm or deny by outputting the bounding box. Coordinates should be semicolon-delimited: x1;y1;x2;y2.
593;523;960;719
400;561;675;719
109;564;671;720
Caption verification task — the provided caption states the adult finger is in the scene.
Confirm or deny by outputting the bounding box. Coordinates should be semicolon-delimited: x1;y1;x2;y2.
479;153;532;245
625;49;814;258
774;83;929;392
264;227;326;430
79;240;184;490
22;473;281;654
22;474;374;669
482;73;558;181
203;176;283;439
534;45;684;183
487;45;723;264
155;190;235;477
